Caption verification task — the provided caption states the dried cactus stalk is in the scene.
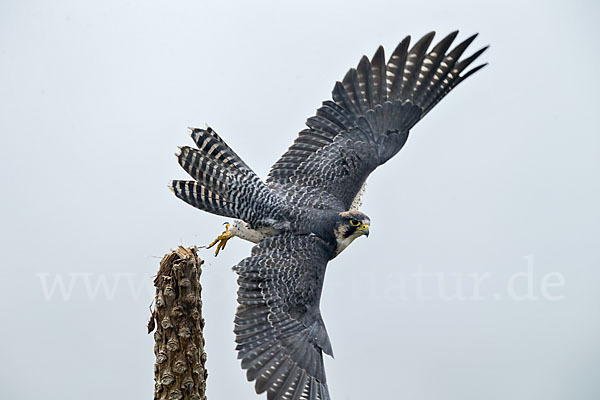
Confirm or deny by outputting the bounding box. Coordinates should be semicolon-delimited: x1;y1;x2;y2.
148;246;207;400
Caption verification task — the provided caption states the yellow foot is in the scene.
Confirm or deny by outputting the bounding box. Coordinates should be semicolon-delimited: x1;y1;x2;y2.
207;223;233;256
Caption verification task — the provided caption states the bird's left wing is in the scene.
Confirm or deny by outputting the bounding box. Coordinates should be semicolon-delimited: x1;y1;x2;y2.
233;233;334;400
267;31;488;210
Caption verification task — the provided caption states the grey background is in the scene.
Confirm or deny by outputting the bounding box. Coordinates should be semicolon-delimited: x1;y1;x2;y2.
1;1;599;399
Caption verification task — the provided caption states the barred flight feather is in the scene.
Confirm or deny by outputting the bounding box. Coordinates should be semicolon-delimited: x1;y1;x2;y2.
233;234;333;400
267;31;487;197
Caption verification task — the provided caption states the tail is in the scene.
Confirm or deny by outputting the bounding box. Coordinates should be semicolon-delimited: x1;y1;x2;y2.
171;127;285;226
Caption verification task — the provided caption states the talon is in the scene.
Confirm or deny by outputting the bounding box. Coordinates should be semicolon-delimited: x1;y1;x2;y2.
207;223;233;256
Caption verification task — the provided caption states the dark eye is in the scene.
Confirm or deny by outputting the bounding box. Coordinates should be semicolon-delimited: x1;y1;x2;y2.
349;219;360;226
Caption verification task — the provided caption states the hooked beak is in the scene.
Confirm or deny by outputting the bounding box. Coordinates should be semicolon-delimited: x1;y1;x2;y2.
358;224;370;237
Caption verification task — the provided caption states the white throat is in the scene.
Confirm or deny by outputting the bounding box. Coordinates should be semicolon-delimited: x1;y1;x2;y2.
334;232;363;257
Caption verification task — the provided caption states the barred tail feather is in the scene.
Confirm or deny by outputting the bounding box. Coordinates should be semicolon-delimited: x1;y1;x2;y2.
171;127;285;225
171;180;235;218
189;126;250;170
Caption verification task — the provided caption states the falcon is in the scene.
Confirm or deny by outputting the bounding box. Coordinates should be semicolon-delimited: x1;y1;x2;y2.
171;31;487;400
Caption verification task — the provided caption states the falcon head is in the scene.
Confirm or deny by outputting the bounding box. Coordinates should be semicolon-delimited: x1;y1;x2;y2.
333;211;370;256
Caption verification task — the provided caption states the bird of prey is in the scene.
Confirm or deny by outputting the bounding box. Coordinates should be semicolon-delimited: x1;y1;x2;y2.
171;31;487;400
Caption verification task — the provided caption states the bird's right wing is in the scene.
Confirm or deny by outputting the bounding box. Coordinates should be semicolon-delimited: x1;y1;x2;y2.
233;233;334;400
267;31;488;210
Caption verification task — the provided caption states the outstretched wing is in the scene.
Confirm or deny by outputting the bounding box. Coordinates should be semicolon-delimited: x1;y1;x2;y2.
267;31;488;210
233;234;335;400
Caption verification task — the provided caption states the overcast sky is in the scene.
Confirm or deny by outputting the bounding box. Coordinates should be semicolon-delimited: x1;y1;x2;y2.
1;1;599;399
